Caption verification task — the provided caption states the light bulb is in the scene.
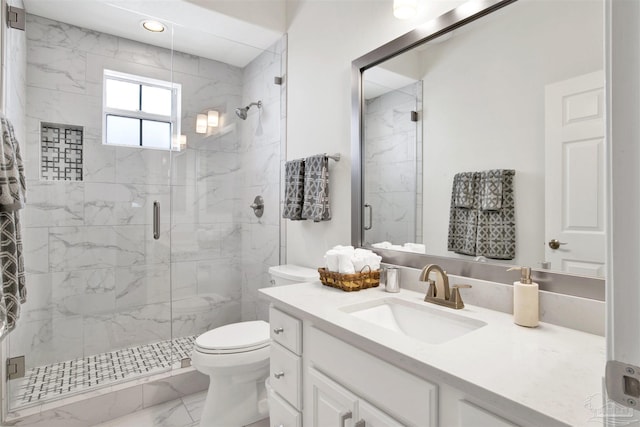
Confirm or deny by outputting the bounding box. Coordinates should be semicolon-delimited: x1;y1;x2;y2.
393;0;418;19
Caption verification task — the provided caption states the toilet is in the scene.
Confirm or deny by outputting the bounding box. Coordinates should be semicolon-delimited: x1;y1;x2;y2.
191;264;318;427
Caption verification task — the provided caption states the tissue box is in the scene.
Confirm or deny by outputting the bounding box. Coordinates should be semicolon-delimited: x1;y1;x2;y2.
317;267;380;292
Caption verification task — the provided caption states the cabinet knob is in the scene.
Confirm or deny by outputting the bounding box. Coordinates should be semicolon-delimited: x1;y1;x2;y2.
274;371;285;379
273;327;284;334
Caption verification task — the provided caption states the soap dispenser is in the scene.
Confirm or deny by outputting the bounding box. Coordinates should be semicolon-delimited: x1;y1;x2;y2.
507;266;539;328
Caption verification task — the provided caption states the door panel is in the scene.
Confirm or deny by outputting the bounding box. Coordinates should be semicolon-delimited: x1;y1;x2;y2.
544;70;605;276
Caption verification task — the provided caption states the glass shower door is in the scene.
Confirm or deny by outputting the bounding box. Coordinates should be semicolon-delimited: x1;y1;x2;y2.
4;12;176;413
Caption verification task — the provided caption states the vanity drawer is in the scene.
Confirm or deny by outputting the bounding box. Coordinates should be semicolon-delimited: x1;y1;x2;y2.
270;306;302;355
270;343;302;410
269;386;302;427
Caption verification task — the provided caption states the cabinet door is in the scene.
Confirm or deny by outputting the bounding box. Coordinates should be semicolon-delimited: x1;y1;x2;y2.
459;400;519;427
358;399;404;427
308;368;358;427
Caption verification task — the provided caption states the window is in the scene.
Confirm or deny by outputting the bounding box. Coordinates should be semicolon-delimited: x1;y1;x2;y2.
102;70;181;150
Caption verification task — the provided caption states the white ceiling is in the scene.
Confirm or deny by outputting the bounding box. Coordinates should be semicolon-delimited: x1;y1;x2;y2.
22;0;286;67
364;66;417;100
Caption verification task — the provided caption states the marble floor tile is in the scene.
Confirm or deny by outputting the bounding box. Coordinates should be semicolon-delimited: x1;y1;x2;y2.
93;390;269;427
93;398;194;427
181;391;206;422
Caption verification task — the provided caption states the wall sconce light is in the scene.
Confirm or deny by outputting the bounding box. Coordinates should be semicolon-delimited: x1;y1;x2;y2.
393;0;418;19
196;113;208;134
196;110;220;134
172;134;187;151
207;110;219;127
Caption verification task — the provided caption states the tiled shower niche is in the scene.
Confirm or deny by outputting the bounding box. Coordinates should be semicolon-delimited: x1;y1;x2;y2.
41;122;83;181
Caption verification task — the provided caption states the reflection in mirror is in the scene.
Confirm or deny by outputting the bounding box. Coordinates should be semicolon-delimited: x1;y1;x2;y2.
363;76;422;248
360;0;604;278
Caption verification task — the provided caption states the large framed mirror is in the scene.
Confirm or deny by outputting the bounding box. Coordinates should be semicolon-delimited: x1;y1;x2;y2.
351;0;605;299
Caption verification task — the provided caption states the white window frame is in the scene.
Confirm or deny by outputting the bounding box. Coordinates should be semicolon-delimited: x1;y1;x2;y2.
102;69;182;150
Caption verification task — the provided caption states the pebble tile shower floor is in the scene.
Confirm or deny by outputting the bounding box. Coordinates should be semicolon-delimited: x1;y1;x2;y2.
9;335;196;409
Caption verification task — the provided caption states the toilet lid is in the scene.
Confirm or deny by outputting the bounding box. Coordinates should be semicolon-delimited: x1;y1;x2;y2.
195;320;270;353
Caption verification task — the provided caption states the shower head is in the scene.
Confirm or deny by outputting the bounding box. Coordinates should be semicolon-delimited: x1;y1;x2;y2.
235;100;262;120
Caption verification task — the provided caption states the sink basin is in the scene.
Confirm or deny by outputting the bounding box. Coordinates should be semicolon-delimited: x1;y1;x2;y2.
340;298;487;345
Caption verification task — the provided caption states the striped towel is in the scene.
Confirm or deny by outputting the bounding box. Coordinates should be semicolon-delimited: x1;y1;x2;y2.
301;155;331;222
282;159;305;220
0;115;26;340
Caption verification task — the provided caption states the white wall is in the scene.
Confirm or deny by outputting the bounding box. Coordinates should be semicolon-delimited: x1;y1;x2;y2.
285;0;464;267
420;0;603;267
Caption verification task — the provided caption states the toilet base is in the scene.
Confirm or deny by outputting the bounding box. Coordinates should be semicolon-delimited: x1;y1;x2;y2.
199;373;268;427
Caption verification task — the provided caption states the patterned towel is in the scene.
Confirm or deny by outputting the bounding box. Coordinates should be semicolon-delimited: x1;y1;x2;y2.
447;172;479;255
301;155;331;222
479;169;505;211
476;170;516;259
0;115;27;340
452;172;476;208
282;159;305;220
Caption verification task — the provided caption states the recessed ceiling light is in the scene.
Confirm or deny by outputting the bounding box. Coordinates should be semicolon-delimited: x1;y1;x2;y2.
141;20;166;33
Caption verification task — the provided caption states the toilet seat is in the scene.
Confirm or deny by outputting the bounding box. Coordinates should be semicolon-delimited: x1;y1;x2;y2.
195;320;270;355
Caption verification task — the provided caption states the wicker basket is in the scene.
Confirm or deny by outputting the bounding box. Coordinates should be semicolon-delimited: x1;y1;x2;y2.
317;266;380;292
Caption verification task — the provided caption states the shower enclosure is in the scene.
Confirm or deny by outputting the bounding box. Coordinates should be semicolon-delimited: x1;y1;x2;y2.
2;5;285;420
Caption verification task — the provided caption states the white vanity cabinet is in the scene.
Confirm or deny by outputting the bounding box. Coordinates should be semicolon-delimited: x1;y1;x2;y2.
307;368;358;426
269;307;303;427
308;367;404;427
304;325;437;426
268;305;538;427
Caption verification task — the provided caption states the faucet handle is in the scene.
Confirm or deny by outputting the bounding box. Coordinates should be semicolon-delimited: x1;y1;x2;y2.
450;284;472;309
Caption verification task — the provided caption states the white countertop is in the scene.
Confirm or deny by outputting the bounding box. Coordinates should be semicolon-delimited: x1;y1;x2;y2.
260;282;606;427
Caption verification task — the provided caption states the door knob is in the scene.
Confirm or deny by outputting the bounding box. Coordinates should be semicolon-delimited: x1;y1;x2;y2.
548;239;567;250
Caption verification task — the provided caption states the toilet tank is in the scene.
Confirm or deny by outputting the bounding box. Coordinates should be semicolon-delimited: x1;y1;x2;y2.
268;265;319;286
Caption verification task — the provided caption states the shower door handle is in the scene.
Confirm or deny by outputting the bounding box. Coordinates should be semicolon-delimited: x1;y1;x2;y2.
364;204;373;230
153;201;160;240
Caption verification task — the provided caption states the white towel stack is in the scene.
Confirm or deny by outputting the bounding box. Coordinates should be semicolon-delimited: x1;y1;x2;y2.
324;246;382;274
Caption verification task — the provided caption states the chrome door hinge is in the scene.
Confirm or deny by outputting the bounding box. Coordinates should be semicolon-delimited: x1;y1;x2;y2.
7;356;25;380
274;76;283;85
7;6;25;31
410;111;419;122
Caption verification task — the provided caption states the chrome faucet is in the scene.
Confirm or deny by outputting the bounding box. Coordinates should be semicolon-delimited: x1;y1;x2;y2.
419;264;471;310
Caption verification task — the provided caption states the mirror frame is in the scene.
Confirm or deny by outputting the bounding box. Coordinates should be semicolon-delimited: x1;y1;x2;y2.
351;0;605;300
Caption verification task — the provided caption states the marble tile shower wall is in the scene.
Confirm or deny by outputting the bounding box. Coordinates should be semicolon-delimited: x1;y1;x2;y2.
239;38;285;322
13;14;259;369
4;0;27;144
364;83;420;246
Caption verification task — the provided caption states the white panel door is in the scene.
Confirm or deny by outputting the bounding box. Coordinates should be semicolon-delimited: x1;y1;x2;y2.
544;70;605;277
308;368;358;427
